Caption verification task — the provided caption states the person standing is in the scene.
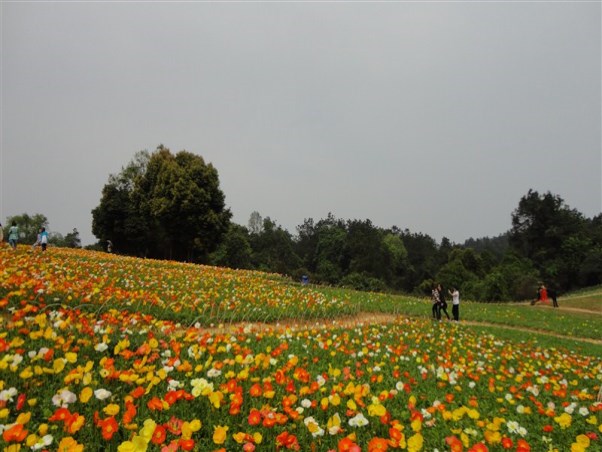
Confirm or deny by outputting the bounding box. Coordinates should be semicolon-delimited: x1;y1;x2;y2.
40;228;49;252
8;221;19;250
437;284;451;320
32;228;42;250
548;287;559;308
449;287;460;321
539;284;549;304
431;284;441;320
0;222;3;246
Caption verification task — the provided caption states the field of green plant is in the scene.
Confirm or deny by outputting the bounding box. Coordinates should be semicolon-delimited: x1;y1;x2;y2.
0;247;600;451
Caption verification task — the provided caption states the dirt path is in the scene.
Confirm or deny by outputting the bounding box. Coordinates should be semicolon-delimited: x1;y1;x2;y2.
192;311;602;345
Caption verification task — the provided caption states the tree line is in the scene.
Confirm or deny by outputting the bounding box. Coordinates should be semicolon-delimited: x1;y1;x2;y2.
89;147;602;301
9;146;600;301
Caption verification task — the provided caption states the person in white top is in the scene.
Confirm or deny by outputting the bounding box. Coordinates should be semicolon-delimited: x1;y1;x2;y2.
449;288;460;321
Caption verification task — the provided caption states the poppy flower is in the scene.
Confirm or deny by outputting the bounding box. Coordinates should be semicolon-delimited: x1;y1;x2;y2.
98;416;119;440
213;425;229;445
57;436;84;452
3;423;28;442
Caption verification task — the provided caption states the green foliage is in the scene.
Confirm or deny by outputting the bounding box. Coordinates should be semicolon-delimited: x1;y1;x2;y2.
249;217;301;274
209;224;252;269
50;228;81;248
340;272;387;292
92;145;231;261
510;189;589;291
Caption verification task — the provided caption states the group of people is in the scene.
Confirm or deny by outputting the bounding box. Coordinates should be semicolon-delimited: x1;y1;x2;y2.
0;222;49;252
431;284;460;321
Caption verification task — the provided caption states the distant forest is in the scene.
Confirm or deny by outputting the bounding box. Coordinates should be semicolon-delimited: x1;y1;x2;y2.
82;147;602;302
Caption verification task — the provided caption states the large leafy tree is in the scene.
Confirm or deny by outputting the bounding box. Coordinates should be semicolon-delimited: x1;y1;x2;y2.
92;146;231;261
509;190;588;290
92;151;151;255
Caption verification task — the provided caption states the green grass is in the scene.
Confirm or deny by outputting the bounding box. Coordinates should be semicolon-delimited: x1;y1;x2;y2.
461;323;602;357
557;285;602;312
307;285;602;342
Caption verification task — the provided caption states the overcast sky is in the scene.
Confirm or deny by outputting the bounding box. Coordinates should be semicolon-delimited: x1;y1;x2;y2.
1;1;600;246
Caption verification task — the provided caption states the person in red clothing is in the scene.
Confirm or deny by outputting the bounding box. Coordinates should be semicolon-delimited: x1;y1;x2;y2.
539;285;549;304
531;284;550;305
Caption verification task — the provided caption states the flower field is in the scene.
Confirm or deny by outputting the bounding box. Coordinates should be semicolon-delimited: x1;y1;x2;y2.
1;247;601;451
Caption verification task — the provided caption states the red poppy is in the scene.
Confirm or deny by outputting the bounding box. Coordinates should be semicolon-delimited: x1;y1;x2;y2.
516;439;531;452
248;408;261;426
130;386;145;399
275;431;300;450
446;436;463;452
2;423;28;443
98;416;119;441
179;438;195;451
338;437;360;452
16;393;26;411
123;400;137;425
165;415;183;435
147;397;164;411
164;391;178;406
468;443;488;452
249;383;262;397
152;425;167;445
368;437;389;451
49;407;72;422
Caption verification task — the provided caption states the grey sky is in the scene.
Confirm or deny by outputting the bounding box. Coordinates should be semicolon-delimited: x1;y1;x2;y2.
2;1;600;246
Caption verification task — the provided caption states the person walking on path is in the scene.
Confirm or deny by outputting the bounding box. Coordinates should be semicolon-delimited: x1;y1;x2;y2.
437;284;451;320
8;221;19;250
449;287;460;321
431;284;441;320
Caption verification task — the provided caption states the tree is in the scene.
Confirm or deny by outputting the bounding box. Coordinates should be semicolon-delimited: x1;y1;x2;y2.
210;224;253;269
92;145;231;261
382;231;409;290
295;217;318;273
435;248;482;298
398;229;439;293
92;151;150;255
248;211;263;235
314;220;347;283
510;190;587;290
48;229;81;248
249;218;301;275
343;219;390;282
64;228;81;248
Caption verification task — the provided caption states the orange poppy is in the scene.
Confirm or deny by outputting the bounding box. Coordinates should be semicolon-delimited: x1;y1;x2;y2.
152;424;167;445
368;437;389;451
2;423;28;442
98;416;119;441
248;408;261;426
